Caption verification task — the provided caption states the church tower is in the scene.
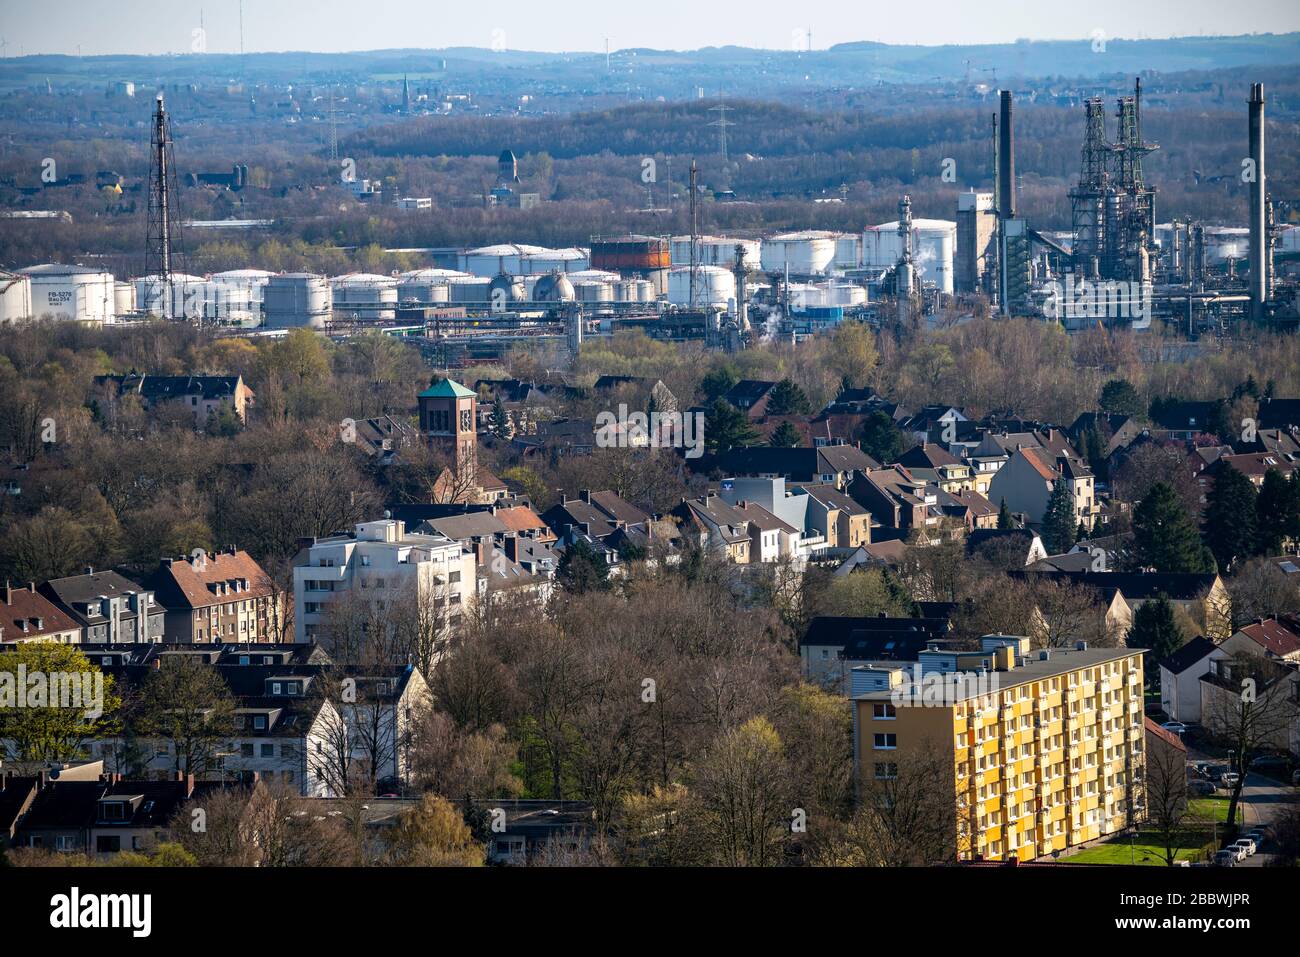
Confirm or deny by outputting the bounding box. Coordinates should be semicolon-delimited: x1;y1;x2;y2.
418;378;478;478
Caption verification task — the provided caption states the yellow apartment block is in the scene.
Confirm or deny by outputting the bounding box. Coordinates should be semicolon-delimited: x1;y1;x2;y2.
852;635;1146;862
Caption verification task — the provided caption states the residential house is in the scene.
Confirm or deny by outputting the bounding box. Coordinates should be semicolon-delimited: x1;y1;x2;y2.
142;548;281;644
0;582;81;644
1157;635;1219;723
721;380;779;419
93;373;254;427
800;614;952;688
986;445;1099;532
802;485;874;550
715;443;879;491
848;466;933;535
39;570;164;644
897;443;975;493
670;494;752;563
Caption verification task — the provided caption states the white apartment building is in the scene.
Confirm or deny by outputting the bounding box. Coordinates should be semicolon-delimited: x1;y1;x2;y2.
293;519;476;643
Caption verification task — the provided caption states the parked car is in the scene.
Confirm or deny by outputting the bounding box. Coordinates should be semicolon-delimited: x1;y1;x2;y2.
1250;755;1291;774
1189;779;1218;796
1192;761;1215;777
1232;838;1257;857
1212;849;1238;867
1246;829;1267;848
1161;721;1188;735
1205;765;1225;782
1220;772;1241;789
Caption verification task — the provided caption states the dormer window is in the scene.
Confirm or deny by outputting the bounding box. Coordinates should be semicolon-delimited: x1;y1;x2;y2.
271;682;282;695
287;681;301;695
253;715;267;730
239;655;250;665
99;800;127;821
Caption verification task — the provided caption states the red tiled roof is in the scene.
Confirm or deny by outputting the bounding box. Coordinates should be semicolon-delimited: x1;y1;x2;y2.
1144;716;1187;752
155;551;273;609
0;584;79;642
1236;618;1300;658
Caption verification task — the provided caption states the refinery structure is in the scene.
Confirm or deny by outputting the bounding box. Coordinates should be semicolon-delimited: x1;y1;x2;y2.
2;75;1295;361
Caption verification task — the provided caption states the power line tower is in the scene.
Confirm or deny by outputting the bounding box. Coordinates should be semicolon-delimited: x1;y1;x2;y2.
708;96;733;161
145;93;186;320
328;85;339;162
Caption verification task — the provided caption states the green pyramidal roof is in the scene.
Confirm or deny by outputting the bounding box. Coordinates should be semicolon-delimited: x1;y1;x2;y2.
419;378;476;399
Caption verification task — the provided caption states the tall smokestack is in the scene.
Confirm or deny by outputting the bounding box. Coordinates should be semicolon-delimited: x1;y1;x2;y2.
998;90;1015;220
1248;82;1266;322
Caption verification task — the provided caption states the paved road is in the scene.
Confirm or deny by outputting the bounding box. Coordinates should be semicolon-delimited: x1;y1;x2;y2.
1236;771;1291;866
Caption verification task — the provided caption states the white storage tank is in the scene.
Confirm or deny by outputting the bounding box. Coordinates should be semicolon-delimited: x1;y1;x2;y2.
487;273;526;309
113;281;135;316
211;269;273;311
668;265;736;307
862;219;956;294
134;273;208;319
827;282;868;307
574;280;612;303
21;264;116;323
670;236;761;269
396;268;466;304
462;244;592;277
760;232;838;276
447;276;491;303
331;273;398;322
0;271;34;323
263;273;331;328
834;234;860;269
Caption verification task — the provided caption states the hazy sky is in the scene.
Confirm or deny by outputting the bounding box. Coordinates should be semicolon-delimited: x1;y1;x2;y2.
3;0;1299;56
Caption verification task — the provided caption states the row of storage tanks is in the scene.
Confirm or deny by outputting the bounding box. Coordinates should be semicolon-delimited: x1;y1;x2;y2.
0;223;964;325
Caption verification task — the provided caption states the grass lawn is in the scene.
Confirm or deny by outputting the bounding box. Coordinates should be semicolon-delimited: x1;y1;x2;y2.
1063;829;1212;865
1189;796;1235;825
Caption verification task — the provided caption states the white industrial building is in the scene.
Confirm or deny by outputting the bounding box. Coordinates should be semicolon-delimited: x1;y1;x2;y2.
292;519;476;643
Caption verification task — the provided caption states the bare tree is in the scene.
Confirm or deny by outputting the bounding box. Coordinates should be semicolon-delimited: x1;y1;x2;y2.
838;741;961;865
1140;732;1192;866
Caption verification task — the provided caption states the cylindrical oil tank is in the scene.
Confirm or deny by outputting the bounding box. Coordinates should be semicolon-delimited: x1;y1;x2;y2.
331;273;398;322
211;268;274;312
862;219;956;294
574;280;612;303
670;235;761;269
134;273;207;319
263;273;331;328
533;272;576;303
0;271;33;322
668;265;736;307
21;264;116;323
827;282;868;306
521;247;588;274
396;268;466;304
447;276;491;303
589;236;670;272
460;243;547;277
834;234;860;269
113;281;135;316
760;232;838;276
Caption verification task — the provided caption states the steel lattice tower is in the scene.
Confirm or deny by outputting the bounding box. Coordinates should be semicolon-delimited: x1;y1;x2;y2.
144;93;186;320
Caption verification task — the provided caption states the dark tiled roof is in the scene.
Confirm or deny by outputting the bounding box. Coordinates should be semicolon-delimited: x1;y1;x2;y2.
1157;635;1218;675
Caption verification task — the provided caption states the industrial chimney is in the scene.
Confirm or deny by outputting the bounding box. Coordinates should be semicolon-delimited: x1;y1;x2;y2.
1248;83;1266;322
998;90;1015;220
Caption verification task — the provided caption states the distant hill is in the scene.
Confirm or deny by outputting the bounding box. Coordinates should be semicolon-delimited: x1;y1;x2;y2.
2;33;1298;96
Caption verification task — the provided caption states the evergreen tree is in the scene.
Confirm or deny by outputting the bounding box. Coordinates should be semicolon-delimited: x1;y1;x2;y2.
704;399;759;455
490;394;511;439
700;365;739;403
1041;479;1076;555
1082;426;1108;481
1255;469;1300;556
997;498;1013;530
769;421;802;448
1131;482;1214;573
857;410;905;464
1202;465;1258;571
1126;597;1186;669
1099;378;1142;418
557;539;609;594
764;378;811;416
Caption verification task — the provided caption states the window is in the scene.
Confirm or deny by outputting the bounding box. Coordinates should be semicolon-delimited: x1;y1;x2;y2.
873;733;897;750
253;715;267;730
96;835;121;854
260;743;274;758
874;762;898;779
872;702;896;720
